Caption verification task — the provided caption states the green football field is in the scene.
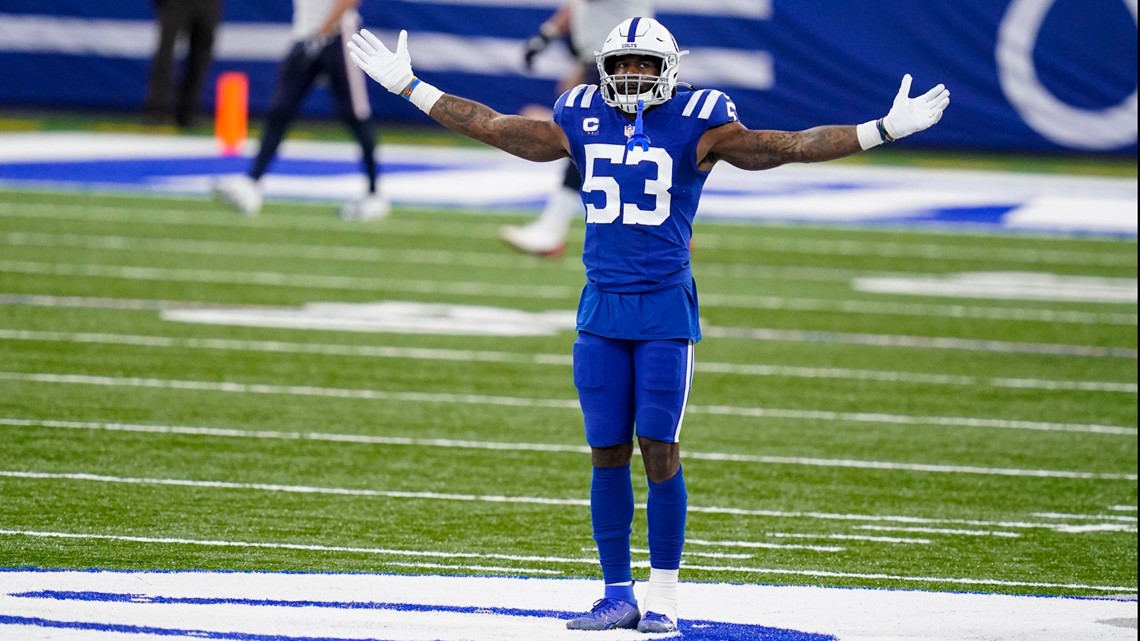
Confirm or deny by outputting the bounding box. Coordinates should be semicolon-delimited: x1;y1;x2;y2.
0;184;1135;599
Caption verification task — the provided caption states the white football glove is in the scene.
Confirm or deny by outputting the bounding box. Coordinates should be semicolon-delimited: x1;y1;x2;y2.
347;28;443;113
857;74;950;150
882;74;950;140
347;29;414;95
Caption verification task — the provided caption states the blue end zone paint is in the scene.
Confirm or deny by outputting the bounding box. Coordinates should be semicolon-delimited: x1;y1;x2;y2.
6;591;839;641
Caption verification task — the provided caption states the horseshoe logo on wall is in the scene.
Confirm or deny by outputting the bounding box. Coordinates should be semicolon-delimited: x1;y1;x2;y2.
996;0;1138;150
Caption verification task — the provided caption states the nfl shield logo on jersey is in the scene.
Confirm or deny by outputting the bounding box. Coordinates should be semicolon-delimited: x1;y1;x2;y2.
624;124;636;140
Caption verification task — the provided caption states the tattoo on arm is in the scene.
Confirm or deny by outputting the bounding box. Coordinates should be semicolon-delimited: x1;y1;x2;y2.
722;125;862;170
432;95;566;162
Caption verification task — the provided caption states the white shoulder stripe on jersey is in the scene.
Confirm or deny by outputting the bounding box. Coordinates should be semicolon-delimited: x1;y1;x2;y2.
682;90;709;117
579;85;598;108
565;84;599;109
565;85;587;108
698;90;726;120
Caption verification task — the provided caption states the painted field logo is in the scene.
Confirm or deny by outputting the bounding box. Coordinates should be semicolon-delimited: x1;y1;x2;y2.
1;570;1135;640
3;591;836;641
0;572;835;641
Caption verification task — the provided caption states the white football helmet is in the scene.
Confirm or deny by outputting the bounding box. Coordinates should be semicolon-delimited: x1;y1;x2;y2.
596;17;688;113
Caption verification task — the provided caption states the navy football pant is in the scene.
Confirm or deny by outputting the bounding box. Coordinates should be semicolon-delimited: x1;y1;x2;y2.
250;35;377;193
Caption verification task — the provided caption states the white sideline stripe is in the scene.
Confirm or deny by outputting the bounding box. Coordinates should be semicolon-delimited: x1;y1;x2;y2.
856;525;1023;539
1;371;1135;441
687;538;845;553
768;532;933;545
0;469;1129;534
1;200;1133;268
40;260;1140;327
5;259;1130;326
1;529;1132;593
2;294;1135;359
2;328;1132;394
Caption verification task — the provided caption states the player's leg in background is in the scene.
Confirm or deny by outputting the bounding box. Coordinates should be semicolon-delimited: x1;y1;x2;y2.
143;1;184;123
323;33;388;221
498;62;592;256
213;43;322;215
249;44;323;181
174;0;221;129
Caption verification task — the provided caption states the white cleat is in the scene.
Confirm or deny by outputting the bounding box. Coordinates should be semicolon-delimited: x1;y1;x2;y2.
498;222;566;257
212;175;262;216
339;194;391;221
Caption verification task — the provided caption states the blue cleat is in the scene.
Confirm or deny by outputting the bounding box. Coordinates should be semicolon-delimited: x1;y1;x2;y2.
637;612;678;633
566;597;641;631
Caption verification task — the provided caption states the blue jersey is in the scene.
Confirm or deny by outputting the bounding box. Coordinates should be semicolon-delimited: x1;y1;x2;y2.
553;85;739;341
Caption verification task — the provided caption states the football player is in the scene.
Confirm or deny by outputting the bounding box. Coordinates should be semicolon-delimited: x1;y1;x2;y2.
349;16;949;634
214;0;388;221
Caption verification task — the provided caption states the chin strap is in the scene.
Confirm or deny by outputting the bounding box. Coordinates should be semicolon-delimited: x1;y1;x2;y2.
624;100;652;162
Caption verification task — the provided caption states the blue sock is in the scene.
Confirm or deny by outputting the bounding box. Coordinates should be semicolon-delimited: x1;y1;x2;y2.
604;581;636;605
647;467;688;570
591;465;635;601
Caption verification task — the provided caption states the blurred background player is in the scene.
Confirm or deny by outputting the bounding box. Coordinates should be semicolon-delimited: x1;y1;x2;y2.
213;0;387;221
500;0;654;256
143;0;223;129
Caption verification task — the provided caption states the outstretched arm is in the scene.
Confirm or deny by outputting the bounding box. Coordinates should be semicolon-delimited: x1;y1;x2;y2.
428;95;570;162
348;29;569;162
701;75;949;171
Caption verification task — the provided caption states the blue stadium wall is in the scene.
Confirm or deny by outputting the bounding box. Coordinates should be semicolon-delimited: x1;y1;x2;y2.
0;0;1135;154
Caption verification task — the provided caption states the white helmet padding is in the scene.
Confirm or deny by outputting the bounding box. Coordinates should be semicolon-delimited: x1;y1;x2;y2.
596;17;689;114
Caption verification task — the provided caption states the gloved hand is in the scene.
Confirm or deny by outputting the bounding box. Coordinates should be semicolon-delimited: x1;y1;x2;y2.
347;29;414;95
523;23;560;71
881;74;950;140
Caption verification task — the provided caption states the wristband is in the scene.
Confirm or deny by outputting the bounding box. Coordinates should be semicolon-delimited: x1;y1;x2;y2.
856;120;885;150
399;77;444;114
876;118;896;142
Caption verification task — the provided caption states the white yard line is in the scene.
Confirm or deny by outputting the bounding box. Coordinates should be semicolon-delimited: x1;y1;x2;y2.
1;199;1134;268
3;259;1132;325
856;525;1023;538
2;293;1135;358
1;328;1133;394
0;531;1132;594
0;372;1135;439
0;469;1134;533
6;231;1138;294
768;532;933;545
702;325;1139;359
